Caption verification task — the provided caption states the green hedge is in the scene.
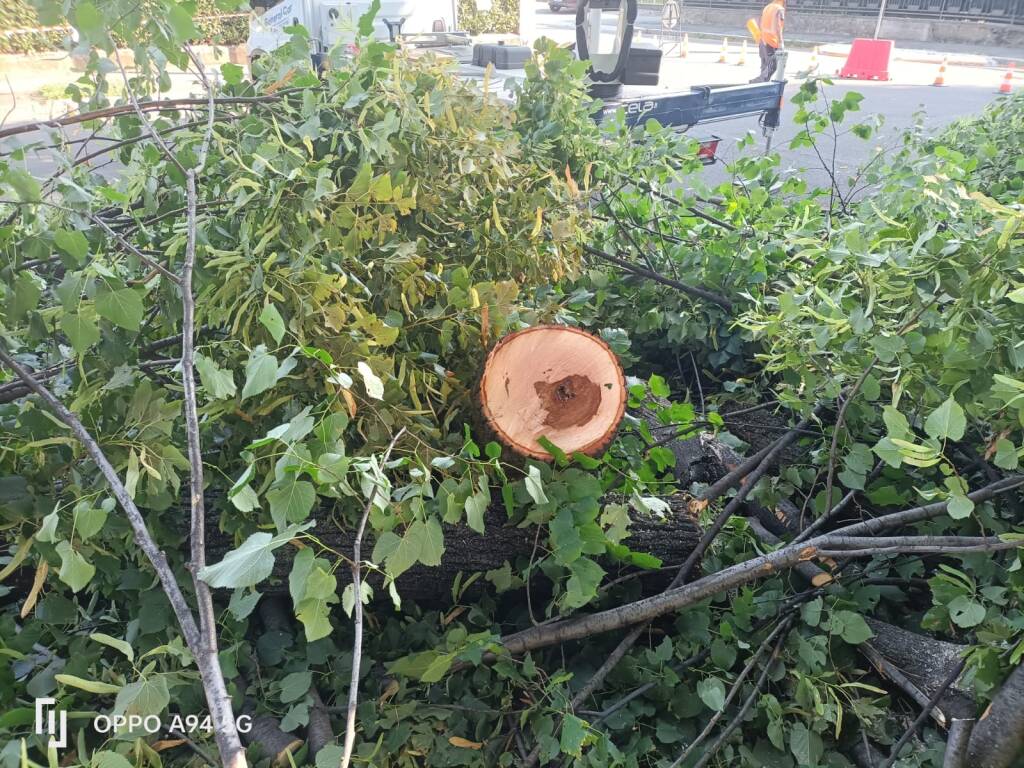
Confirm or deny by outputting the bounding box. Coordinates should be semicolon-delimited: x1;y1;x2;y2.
0;0;248;54
457;0;520;35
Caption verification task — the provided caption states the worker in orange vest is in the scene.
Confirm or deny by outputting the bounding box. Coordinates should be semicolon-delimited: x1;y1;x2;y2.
752;0;785;82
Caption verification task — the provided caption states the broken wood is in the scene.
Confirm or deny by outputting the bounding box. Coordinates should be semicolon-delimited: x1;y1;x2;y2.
479;325;626;460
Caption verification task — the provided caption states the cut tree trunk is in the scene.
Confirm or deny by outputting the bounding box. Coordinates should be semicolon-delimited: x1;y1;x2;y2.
479;325;626;460
207;497;701;603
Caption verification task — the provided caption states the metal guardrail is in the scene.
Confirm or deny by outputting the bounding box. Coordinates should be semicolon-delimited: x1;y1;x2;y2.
647;0;1023;25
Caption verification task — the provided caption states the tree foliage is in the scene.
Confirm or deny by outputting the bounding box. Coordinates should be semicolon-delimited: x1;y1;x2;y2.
2;2;1024;767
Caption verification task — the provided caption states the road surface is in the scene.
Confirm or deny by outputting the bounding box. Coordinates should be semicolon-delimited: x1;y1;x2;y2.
534;2;1010;189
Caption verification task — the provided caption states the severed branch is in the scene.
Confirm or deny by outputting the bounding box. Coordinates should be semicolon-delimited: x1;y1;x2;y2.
495;475;1024;656
581;244;734;310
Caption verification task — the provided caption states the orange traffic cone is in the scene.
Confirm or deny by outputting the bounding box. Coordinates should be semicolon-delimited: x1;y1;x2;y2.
681;32;689;58
738;39;748;66
932;56;947;87
718;37;729;64
998;63;1014;95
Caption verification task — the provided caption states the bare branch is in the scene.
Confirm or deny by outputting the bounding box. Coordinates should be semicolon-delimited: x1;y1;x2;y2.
341;428;406;768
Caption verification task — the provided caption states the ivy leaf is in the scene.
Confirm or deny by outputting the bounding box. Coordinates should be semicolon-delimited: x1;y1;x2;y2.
924;397;966;442
195;354;237;400
56;541;95;593
259;303;286;343
697;677;726;711
95;288;144;331
241;345;279;400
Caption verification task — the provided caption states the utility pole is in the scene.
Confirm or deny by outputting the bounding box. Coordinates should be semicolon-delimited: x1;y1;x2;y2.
873;0;889;39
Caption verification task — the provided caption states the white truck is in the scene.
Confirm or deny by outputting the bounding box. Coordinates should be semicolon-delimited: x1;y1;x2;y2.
247;0;460;62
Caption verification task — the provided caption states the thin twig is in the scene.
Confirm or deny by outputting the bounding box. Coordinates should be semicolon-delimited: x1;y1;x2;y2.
881;660;967;768
341;428;406;768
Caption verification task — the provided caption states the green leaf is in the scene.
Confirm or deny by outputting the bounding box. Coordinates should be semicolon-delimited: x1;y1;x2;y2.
114;677;170;718
96;288;144;331
55;674;120;695
697;677;726;711
358;0;381;35
200;524;311;589
789;722;823;766
948;493;975;520
924;397;966;442
525;465;548;505
89;632;134;661
648;373;670;398
871;335;906;363
195;354;237;400
36;508;59;543
92;752;133;768
62;313;101;354
560;714;587;757
839;611;873;644
54;230;89;262
267;479;316;529
296;566;338;641
167;2;199;41
279;670;312;703
948;596;986;628
259;303;286;343
56;541;95;592
994;438;1019;470
464;486;488;534
8;271;42;320
564;557;605;609
221;62;244;85
241;345;279;400
73;1;105;39
418;518;445;566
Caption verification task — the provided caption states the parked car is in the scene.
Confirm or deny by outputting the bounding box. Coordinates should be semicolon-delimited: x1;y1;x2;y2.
549;0;579;12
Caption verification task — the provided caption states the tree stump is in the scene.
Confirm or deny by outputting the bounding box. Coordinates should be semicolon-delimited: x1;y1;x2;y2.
479;325;627;461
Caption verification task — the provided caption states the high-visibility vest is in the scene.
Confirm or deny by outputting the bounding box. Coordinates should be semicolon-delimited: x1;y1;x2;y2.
760;2;784;48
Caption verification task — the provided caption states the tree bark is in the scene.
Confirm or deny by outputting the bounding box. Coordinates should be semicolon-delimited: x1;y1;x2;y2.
207;498;702;603
966;663;1024;768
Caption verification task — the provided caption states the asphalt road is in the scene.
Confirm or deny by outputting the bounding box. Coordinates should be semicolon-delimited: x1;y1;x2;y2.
533;3;1008;189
